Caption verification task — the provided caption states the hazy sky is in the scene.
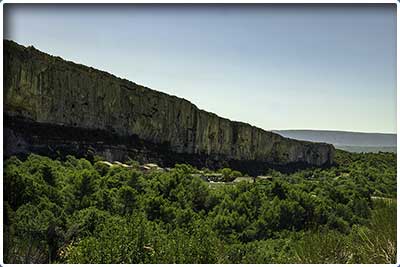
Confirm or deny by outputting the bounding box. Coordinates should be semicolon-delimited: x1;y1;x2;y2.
4;4;397;133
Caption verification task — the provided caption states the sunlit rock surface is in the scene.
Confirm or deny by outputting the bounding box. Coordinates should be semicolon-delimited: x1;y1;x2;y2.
4;40;335;174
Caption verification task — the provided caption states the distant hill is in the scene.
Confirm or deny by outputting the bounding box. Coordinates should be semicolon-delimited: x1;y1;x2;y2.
274;130;397;153
334;146;396;153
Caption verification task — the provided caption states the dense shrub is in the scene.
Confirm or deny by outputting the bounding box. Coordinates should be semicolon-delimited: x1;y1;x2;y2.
3;151;396;263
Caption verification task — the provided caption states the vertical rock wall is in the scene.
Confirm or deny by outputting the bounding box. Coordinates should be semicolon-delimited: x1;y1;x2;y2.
4;40;335;168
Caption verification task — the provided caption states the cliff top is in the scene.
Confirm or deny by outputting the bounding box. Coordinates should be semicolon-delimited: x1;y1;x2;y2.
4;39;331;147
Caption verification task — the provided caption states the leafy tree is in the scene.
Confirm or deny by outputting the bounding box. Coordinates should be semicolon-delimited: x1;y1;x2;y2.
3;152;396;264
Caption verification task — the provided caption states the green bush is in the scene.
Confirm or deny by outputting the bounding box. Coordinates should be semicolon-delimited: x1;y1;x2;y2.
3;152;396;264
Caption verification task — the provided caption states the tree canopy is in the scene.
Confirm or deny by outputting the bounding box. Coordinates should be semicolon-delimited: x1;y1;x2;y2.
3;150;397;263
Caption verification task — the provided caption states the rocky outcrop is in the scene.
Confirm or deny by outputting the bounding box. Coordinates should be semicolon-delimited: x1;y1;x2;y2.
4;40;335;174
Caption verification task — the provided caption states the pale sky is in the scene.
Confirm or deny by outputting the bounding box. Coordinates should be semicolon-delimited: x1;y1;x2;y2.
4;4;397;133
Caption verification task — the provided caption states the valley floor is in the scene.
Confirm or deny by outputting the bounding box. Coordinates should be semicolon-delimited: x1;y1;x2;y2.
3;150;397;264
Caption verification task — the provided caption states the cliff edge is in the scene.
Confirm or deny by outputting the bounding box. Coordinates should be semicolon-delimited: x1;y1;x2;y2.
4;40;335;174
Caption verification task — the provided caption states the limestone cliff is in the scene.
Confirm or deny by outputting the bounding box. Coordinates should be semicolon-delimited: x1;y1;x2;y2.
4;40;335;173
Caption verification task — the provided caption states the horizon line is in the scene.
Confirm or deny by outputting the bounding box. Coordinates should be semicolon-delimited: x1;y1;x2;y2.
273;129;397;135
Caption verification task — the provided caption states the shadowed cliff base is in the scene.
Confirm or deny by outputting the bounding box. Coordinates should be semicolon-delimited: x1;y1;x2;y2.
5;115;333;176
4;39;335;172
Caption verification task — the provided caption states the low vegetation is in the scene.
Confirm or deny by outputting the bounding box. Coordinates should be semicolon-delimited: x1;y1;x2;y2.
3;150;396;263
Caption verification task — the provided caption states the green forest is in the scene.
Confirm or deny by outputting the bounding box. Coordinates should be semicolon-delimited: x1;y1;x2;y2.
3;150;397;264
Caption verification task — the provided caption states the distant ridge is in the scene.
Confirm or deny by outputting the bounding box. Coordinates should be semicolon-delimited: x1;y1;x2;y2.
274;130;396;153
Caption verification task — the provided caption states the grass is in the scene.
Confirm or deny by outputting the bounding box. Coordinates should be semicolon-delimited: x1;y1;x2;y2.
292;198;397;264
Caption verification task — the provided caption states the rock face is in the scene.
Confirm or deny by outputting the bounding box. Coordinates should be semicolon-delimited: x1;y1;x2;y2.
4;40;335;174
